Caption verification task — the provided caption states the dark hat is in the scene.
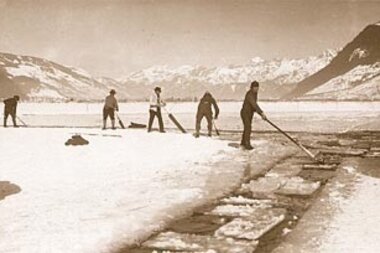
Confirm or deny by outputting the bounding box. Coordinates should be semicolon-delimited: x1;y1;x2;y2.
203;91;212;98
250;81;259;88
154;86;161;92
14;95;20;100
110;89;116;94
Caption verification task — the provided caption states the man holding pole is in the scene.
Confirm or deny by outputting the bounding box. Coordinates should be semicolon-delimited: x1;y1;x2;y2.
240;81;267;150
194;91;219;138
148;86;166;133
103;89;119;130
3;95;20;128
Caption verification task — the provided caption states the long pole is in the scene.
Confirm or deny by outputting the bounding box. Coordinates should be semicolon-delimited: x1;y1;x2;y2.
265;118;317;160
213;120;220;136
115;112;125;129
16;115;28;127
163;107;187;133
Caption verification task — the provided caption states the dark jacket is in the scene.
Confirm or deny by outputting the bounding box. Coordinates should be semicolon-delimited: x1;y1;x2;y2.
241;90;263;117
4;98;18;113
197;93;219;118
104;95;118;110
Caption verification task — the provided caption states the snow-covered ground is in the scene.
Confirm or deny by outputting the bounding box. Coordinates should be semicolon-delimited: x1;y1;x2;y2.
319;172;380;252
0;128;248;253
273;158;380;253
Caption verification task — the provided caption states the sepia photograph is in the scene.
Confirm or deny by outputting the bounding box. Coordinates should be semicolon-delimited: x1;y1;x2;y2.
1;0;379;252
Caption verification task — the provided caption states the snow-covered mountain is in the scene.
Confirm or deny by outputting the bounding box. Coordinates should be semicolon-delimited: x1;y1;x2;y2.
286;22;380;100
119;50;336;100
302;62;380;100
1;50;336;101
122;50;335;85
0;53;125;101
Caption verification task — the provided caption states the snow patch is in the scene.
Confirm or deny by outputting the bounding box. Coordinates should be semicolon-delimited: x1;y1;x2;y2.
349;48;369;62
6;64;42;78
251;57;265;64
29;88;64;99
342;165;356;174
319;175;380;252
70;67;93;79
305;63;380;100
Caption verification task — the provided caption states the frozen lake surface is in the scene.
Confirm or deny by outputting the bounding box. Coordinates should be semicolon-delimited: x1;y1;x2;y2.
14;101;380;133
18;101;380;114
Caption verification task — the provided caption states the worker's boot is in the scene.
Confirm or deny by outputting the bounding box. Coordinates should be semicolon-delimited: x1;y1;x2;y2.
194;131;200;138
244;143;254;150
208;130;212;137
102;120;106;130
3;118;7;128
111;120;116;130
12;116;18;128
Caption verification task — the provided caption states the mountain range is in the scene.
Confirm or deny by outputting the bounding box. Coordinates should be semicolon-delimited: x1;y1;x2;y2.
286;22;380;100
0;53;112;101
118;50;336;100
0;22;379;101
0;50;336;101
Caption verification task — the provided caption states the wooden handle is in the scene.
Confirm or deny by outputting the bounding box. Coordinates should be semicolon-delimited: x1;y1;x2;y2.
265;119;316;160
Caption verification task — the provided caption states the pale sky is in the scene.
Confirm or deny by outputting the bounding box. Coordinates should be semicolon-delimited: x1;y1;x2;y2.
0;0;379;78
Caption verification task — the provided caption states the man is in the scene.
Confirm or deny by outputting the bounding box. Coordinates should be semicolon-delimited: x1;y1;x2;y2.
194;91;219;138
148;86;166;133
103;89;119;130
3;95;20;128
240;81;267;150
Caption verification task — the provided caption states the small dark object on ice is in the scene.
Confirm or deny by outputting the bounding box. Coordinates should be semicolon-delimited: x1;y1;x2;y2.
228;142;241;148
128;122;147;129
0;181;21;200
65;135;89;146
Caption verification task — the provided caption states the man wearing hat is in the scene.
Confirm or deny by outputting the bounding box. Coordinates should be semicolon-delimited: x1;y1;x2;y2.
148;86;166;133
103;89;119;130
240;81;267;150
3;95;20;127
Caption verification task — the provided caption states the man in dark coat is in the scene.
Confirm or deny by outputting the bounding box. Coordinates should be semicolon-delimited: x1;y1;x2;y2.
103;89;119;130
195;92;219;137
240;81;267;150
3;95;20;127
148;86;166;133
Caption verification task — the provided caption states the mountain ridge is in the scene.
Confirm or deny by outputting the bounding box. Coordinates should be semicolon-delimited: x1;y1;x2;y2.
118;50;336;100
1;50;336;101
284;23;380;99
